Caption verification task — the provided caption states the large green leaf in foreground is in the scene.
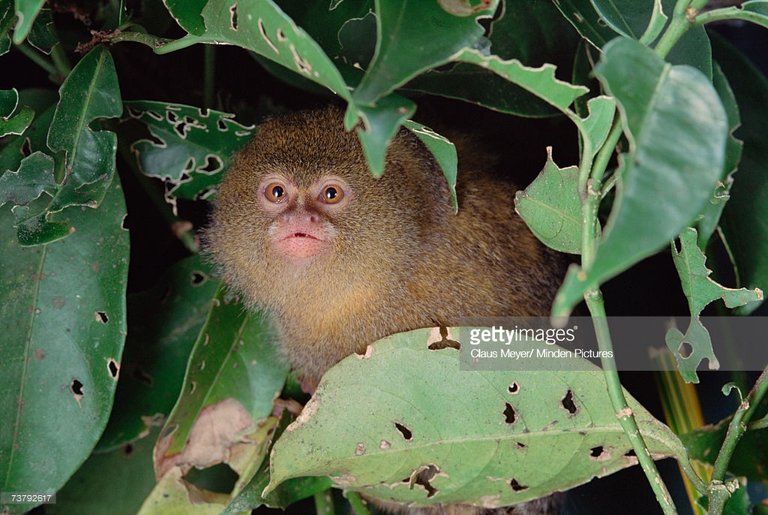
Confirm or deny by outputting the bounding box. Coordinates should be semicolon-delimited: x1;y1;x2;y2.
267;328;688;507
0;176;128;513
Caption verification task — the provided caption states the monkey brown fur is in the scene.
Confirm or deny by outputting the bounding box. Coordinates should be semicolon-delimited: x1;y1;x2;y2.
204;107;565;514
204;107;564;386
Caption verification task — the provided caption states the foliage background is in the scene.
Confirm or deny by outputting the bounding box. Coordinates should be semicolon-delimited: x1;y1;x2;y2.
2;0;768;514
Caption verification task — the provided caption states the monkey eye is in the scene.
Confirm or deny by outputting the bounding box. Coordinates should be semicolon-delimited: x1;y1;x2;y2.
265;182;287;203
320;184;344;205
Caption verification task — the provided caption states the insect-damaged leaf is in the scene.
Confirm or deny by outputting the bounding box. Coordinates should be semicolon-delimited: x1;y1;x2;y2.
515;151;583;254
155;285;288;478
97;255;218;451
0;176;128;514
0;88;34;137
266;328;689;508
126;101;254;200
352;0;498;106
554;38;728;316
665;228;762;383
11;47;122;246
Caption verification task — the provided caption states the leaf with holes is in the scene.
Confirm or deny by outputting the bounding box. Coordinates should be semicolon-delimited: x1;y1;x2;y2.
404;0;580;119
0;175;128;514
0;92;57;175
351;0;498;106
0;88;34;137
171;0;352;102
665;228;762;383
126;101;254;201
553;38;728;316
154;284;288;479
515;152;583;254
266;327;689;507
453;48;588;115
14;46;123;246
97;255;219;451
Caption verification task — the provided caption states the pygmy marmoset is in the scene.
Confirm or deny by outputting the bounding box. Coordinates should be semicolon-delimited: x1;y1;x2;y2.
205;107;564;385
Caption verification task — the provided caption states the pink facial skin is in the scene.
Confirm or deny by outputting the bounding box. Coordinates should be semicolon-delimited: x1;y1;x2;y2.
257;174;349;264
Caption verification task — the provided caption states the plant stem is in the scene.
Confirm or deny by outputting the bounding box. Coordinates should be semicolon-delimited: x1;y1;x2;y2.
585;291;678;514
711;366;768;482
14;43;58;76
154;35;205;55
580;118;622;268
204;45;216;109
110;30;171;49
344;491;370;515
695;6;764;26
314;489;335;515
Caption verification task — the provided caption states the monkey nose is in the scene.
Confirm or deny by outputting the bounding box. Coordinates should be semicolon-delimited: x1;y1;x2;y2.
281;211;319;224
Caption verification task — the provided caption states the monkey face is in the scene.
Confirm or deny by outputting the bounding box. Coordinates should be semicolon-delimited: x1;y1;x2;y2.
256;173;351;264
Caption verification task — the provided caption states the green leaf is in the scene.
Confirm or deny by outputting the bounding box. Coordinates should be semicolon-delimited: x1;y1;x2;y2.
714;35;768;315
697;63;743;249
515;151;582;254
27;7;55;54
276;0;375;65
666;228;762;383
50;427;160;515
224;413;332;513
580;95;617;158
126;101;254;200
12;47;123;246
0;151;55;207
554;38;728;315
553;0;617;49
162;0;207;35
266;328;688;507
0;88;34;137
0;175;128;514
590;0;662;40
453;48;588;114
156;285;288;474
352;0;498;105
0;0;14;56
403;120;458;213
11;0;44;44
176;0;352;103
404;0;580;119
97;255;219;451
0;94;56;175
681;416;768;481
47;46;122;209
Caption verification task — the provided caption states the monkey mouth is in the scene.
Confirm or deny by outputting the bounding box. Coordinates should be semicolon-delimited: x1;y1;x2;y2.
276;232;328;259
289;232;320;240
